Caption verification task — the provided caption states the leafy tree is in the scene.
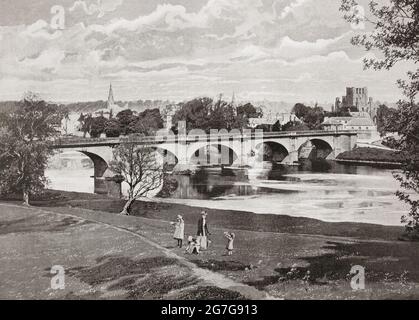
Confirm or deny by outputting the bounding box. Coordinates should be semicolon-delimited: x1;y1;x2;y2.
105;118;122;137
79;113;93;137
138;108;164;133
172;97;213;132
376;104;398;135
109;136;165;215
128;108;164;135
232;113;249;130
116;109;136;135
172;97;258;133
0;92;64;205
341;0;419;236
292;103;325;130
209;98;234;130
305;106;325;130
237;103;263;119
282;121;310;132
255;124;273;132
384;102;419;236
272;120;282;132
89;116;107;138
292;103;310;119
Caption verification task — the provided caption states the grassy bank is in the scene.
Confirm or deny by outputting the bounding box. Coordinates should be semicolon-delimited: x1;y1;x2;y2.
337;147;404;165
7;189;405;242
3;190;419;299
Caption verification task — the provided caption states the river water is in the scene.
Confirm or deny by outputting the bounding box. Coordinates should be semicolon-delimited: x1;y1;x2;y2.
45;157;408;226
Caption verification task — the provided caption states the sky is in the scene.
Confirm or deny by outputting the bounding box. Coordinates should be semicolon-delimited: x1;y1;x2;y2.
0;0;412;104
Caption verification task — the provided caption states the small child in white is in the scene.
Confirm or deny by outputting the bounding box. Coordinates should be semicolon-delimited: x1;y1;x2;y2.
224;232;235;256
185;236;200;255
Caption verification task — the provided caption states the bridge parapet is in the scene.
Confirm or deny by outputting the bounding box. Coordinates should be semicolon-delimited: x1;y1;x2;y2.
52;130;358;148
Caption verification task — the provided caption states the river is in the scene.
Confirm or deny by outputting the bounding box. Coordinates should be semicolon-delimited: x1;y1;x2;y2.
45;156;408;226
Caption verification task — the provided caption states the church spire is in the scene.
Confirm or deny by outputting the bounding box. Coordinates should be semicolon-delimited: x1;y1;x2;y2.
231;91;238;116
107;83;115;108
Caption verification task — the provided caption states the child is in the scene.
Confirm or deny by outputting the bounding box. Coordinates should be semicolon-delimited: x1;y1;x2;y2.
224;232;235;256
184;236;193;254
171;215;185;248
185;236;200;255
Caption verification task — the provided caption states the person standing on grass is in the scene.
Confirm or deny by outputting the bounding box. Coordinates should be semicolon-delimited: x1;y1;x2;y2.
197;211;211;249
171;215;184;248
224;232;235;256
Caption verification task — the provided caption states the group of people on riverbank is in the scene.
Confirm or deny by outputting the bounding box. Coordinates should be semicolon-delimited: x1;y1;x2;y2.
170;211;235;256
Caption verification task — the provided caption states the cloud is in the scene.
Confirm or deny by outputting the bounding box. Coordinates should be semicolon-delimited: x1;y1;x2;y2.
69;0;124;18
0;0;408;102
279;0;312;19
88;4;206;34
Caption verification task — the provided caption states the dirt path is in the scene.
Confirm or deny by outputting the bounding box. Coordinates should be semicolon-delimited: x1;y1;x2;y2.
0;203;273;300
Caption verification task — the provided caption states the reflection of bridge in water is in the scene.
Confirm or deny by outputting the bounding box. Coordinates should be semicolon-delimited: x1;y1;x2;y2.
51;131;358;197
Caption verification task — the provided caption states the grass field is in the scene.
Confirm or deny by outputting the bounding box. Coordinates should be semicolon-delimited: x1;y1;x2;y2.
1;190;419;299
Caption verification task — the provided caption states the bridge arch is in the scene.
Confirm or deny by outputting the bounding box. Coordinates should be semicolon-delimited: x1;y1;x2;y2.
79;151;108;178
297;138;334;160
187;142;240;166
254;141;290;163
153;146;179;169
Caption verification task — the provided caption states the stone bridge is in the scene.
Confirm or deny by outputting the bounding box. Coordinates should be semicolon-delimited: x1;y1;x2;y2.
52;130;357;197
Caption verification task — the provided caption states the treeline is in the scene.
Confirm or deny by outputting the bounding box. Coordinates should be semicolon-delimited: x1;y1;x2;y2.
171;97;263;133
78;108;163;138
65;100;172;113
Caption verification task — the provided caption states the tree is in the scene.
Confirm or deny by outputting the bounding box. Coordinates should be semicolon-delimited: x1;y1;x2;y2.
384;102;419;236
127;108;164;135
272;120;282;132
376;104;398;135
209;98;232;130
79;113;93;137
0;92;64;205
172;97;259;133
291;103;325;130
116;109;136;135
341;0;419;236
282;121;310;132
109;136;165;215
292;103;309;119
304;106;325;130
104;118;121;137
89;116;107;138
172;97;213;133
237;103;263;119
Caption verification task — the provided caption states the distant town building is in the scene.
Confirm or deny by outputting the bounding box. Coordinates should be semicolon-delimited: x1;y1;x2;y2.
323;116;379;141
160;104;177;130
334;87;377;123
248;112;301;129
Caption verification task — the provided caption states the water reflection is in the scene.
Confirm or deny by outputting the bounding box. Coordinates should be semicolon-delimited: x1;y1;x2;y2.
166;160;392;200
157;160;407;226
45;157;408;225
